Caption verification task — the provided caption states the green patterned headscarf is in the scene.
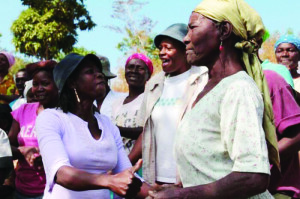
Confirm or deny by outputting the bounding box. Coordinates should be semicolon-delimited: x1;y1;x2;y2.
194;0;280;170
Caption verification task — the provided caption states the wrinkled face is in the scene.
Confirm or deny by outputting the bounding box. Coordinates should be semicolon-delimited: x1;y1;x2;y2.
0;54;9;73
125;59;150;89
15;71;29;96
158;38;188;76
73;59;106;101
275;43;300;70
184;12;219;66
32;70;58;108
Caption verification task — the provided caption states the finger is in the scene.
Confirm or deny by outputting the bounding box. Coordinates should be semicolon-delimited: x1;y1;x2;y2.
107;170;113;175
129;159;142;174
148;190;157;197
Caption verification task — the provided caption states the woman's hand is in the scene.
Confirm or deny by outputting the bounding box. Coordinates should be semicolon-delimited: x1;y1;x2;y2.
18;146;43;169
108;159;143;197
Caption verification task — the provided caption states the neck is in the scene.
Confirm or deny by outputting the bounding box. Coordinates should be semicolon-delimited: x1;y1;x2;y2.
208;49;244;80
290;67;300;78
72;100;95;121
128;86;144;98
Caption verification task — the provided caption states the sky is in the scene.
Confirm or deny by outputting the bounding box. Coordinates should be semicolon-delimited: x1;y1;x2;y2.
1;0;300;74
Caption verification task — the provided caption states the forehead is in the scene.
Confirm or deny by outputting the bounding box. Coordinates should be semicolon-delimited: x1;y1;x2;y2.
33;70;52;80
189;12;207;24
277;43;298;50
126;58;146;67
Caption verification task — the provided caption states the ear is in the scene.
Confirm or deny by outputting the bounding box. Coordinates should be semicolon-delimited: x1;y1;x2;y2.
218;21;233;41
67;78;76;89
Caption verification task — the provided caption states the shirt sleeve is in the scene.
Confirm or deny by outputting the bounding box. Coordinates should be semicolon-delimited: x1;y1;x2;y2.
11;103;23;122
264;70;300;136
220;81;270;175
36;109;72;191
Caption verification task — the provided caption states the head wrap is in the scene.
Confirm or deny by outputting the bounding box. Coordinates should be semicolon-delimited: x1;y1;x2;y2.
125;53;153;75
0;51;15;69
23;80;33;98
26;60;57;79
194;0;280;170
274;34;300;51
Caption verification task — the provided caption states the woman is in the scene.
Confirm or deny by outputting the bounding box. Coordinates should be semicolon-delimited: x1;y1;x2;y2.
275;35;300;92
0;51;19;104
36;53;146;199
129;23;208;185
8;60;58;199
149;0;278;198
111;53;152;154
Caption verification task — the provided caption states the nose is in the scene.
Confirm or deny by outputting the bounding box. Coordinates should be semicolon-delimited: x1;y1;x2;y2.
183;30;190;45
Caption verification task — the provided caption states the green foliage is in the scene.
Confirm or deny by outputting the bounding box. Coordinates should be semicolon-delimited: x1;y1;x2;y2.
9;57;28;75
56;47;96;61
11;0;96;60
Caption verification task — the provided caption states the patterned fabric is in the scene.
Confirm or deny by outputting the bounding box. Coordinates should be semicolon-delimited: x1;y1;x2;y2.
175;71;272;198
140;66;208;184
0;73;18;104
193;0;279;170
111;93;144;154
274;35;300;51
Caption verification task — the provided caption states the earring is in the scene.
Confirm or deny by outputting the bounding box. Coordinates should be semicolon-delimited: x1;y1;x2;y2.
219;41;224;51
74;88;80;103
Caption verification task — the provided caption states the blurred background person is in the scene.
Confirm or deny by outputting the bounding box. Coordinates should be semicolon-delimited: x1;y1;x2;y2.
0;51;19;104
97;55;127;118
111;53;152;154
10;69;29;110
275;35;300;92
8;60;58;199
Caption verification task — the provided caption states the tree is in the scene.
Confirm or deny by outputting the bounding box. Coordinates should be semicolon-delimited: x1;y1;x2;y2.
107;0;161;92
56;46;96;61
11;0;96;60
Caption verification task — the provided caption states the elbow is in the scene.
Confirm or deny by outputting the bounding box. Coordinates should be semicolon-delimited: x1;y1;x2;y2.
248;173;270;195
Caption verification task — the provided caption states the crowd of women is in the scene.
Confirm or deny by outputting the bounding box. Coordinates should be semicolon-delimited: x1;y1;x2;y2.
0;0;300;198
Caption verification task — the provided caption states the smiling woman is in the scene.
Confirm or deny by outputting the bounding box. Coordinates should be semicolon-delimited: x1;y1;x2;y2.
8;60;58;199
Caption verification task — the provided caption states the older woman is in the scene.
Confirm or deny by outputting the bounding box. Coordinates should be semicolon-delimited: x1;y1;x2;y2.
129;23;208;185
8;60;58;199
275;35;300;92
36;53;145;199
111;53;152;154
149;0;278;198
0;51;19;104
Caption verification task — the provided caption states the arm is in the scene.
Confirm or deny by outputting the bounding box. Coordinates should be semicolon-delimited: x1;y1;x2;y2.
117;126;143;140
8;119;40;167
128;132;142;164
278;124;300;162
149;172;269;199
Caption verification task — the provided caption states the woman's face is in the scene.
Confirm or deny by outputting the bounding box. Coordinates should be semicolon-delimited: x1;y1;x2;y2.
0;54;9;74
32;70;58;108
275;43;300;70
125;58;150;89
184;12;219;66
73;59;106;101
158;37;188;76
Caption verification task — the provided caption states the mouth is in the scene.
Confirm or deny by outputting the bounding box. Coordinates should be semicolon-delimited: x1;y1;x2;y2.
35;95;46;100
160;58;171;67
127;74;140;81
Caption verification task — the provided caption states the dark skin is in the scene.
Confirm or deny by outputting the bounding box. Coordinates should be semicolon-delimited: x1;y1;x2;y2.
117;59;150;140
15;70;29;97
9;70;59;168
149;12;270;199
53;59;150;198
128;38;191;164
